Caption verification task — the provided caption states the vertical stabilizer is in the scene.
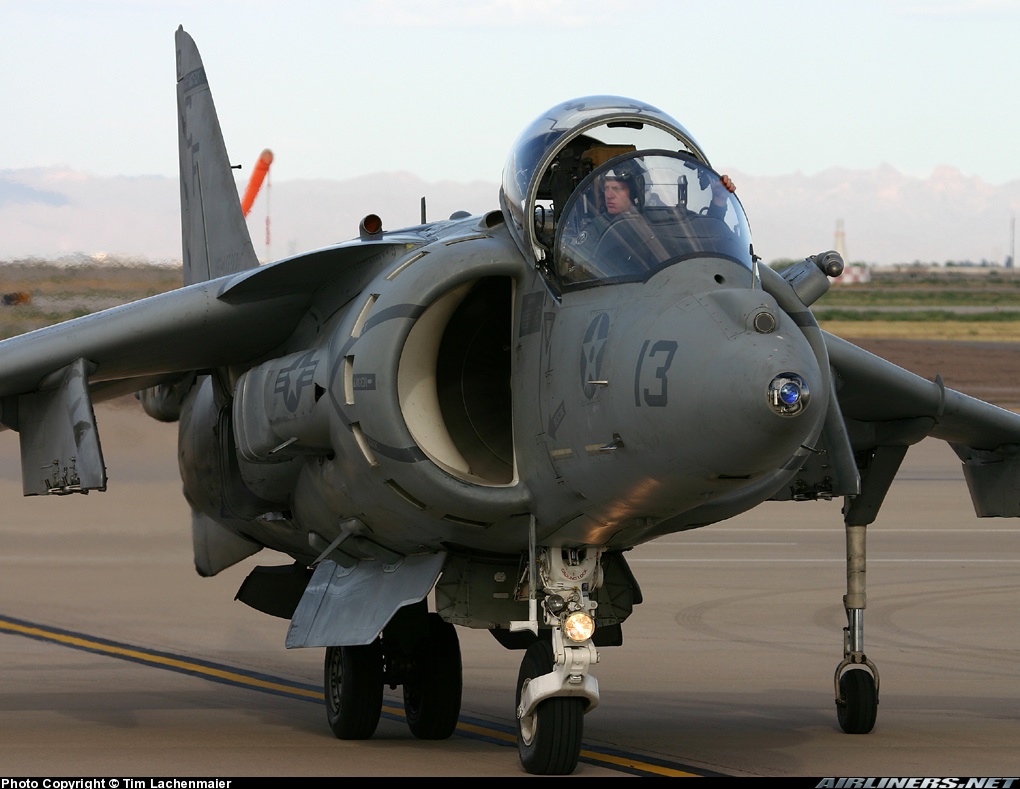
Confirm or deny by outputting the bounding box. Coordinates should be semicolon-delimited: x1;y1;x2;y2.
176;26;259;285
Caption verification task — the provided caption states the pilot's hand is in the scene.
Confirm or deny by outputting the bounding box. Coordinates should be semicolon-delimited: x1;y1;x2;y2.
711;174;736;205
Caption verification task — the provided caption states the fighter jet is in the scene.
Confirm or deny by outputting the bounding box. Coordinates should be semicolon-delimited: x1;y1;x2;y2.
3;27;1019;775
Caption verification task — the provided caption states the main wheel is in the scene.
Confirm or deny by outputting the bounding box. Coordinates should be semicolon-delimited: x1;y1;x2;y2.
403;613;462;740
836;668;878;734
516;640;584;775
324;640;384;740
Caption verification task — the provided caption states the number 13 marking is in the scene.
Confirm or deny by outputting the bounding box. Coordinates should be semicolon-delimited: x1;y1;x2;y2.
633;340;678;407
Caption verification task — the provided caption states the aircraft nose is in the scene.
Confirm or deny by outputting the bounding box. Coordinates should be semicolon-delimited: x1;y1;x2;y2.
628;288;826;479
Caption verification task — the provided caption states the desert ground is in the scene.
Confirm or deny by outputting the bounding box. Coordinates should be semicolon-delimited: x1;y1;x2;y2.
842;337;1020;410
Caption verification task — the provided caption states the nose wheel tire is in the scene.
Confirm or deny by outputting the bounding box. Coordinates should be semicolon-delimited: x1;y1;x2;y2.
836;668;878;734
516;640;584;775
403;613;463;740
324;640;384;740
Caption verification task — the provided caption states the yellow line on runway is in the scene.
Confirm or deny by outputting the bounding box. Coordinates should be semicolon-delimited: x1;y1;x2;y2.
0;618;323;700
2;615;706;777
579;748;702;777
456;720;517;744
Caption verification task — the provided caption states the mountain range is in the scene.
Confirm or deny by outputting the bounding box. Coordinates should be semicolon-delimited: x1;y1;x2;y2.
1;165;1017;266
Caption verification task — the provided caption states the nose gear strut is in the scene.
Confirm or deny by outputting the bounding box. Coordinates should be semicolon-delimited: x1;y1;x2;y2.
510;516;602;774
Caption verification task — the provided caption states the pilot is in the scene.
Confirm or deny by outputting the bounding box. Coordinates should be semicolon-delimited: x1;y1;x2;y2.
595;164;738;271
589;162;660;274
600;164;736;220
603;171;637;216
600;162;644;217
563;160;739;281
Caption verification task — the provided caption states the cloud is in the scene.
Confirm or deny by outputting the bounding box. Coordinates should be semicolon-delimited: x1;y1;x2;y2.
0;176;71;209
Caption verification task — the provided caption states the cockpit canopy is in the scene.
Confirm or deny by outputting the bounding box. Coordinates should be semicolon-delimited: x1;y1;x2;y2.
499;96;754;291
555;151;753;288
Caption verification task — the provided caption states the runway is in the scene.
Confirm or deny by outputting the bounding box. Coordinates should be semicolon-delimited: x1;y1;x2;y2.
1;399;1018;777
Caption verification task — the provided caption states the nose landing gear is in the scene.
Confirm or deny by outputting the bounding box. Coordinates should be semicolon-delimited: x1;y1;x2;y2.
511;536;603;774
516;639;587;774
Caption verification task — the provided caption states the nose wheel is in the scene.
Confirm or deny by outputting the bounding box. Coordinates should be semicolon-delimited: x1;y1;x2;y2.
516;640;585;775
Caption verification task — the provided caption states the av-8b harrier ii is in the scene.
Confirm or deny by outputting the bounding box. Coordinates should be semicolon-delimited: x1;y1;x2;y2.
3;27;1020;775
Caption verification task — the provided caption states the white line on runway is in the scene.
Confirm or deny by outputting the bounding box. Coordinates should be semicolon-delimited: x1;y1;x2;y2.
630;558;1020;563
655;528;1020;535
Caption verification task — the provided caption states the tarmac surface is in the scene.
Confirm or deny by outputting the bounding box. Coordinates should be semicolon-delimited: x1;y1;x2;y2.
1;349;1018;777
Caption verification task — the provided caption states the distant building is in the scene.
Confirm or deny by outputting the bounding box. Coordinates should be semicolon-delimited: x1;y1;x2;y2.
833;262;872;285
829;218;871;284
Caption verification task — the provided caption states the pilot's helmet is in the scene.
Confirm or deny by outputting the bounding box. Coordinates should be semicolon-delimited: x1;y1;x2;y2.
601;158;647;210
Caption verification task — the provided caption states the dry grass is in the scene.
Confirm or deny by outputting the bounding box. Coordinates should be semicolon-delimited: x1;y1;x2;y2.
819;320;1020;342
6;260;1020;344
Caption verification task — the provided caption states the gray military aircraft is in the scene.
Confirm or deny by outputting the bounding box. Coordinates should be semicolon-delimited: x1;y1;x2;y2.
3;27;1019;776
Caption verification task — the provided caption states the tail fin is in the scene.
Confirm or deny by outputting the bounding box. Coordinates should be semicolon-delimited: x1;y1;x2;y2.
176;26;259;285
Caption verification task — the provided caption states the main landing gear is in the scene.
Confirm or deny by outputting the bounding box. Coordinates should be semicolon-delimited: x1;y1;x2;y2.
324;602;462;742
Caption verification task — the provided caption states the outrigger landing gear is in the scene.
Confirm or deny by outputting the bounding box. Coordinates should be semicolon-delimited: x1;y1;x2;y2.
324;601;463;744
511;528;602;775
834;522;879;733
833;443;910;734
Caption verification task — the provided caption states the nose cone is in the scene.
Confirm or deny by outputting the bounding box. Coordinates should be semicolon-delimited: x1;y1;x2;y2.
539;276;830;531
626;287;825;479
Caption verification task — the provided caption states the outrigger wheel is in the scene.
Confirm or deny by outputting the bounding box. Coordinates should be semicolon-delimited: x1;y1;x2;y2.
836;667;878;734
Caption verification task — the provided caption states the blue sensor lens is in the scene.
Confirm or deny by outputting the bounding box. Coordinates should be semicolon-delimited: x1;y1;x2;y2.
768;373;810;415
779;381;801;405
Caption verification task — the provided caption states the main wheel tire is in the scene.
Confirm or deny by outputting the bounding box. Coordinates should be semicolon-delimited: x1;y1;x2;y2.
516;640;584;775
837;668;878;734
324;640;384;740
403;613;463;740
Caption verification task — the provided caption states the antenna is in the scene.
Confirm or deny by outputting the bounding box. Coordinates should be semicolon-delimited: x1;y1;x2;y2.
1009;214;1015;271
834;218;847;262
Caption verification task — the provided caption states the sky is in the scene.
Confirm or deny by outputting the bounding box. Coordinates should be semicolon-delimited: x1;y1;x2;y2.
2;0;1019;188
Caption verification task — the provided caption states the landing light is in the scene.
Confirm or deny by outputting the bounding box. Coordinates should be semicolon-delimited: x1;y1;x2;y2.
768;373;810;416
563;611;596;643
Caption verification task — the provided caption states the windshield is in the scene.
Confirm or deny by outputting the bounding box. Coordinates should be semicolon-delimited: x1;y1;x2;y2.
499;96;708;264
553;152;754;288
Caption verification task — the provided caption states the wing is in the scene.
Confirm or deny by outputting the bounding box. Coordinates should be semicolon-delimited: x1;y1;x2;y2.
825;331;1020;518
0;240;410;495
